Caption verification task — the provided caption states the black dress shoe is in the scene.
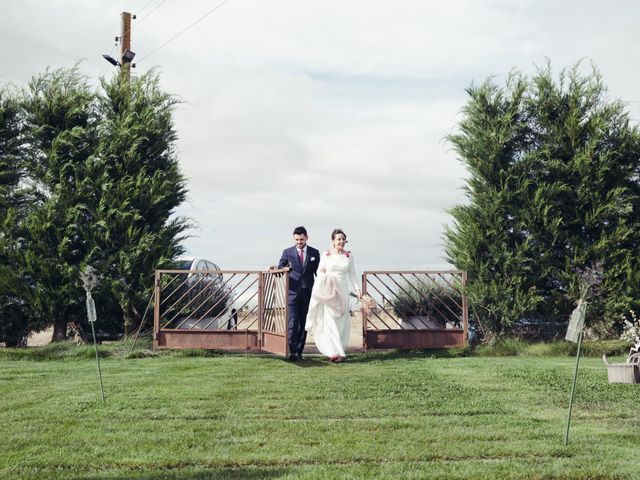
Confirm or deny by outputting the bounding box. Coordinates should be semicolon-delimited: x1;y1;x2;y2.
288;354;299;361
297;354;305;361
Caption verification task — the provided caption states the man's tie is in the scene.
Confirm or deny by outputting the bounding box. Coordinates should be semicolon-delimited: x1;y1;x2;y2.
298;249;304;266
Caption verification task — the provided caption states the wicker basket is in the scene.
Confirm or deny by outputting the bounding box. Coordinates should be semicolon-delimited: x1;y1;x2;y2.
602;354;640;384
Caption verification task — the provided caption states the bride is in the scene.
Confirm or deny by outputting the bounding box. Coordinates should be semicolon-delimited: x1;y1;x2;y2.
305;228;360;362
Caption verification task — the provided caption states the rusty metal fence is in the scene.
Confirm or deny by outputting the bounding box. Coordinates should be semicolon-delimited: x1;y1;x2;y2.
153;268;467;354
153;269;289;355
362;270;468;349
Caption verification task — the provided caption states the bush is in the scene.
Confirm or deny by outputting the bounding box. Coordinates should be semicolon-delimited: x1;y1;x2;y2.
0;341;109;361
160;272;231;329
473;338;632;357
475;338;528;356
389;280;462;326
0;336;160;361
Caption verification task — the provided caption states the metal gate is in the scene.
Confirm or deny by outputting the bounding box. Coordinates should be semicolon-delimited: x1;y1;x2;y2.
362;270;468;349
153;268;288;355
260;270;289;355
153;268;468;354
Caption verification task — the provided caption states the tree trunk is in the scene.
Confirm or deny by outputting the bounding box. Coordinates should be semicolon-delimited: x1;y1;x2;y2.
4;334;27;348
51;318;67;342
123;304;141;339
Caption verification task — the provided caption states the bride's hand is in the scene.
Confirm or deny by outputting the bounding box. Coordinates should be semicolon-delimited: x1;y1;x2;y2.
320;267;326;273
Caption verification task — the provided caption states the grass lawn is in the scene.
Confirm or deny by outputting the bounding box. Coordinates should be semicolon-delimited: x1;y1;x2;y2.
0;348;638;479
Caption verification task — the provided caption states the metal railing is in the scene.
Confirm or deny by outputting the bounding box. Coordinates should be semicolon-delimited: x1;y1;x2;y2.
153;269;289;353
362;270;468;349
152;268;467;352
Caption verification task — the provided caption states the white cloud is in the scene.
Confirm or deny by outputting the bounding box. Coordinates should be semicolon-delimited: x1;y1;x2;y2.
2;0;640;274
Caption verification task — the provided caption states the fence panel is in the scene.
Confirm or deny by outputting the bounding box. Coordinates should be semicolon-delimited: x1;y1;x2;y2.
154;269;262;351
362;271;468;349
260;270;289;356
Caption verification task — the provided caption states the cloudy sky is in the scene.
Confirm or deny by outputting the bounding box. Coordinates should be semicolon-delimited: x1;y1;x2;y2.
2;0;639;272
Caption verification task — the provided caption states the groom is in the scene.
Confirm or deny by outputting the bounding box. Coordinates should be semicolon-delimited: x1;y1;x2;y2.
276;226;320;361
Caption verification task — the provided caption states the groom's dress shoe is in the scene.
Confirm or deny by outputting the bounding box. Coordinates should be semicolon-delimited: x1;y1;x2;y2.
288;354;299;362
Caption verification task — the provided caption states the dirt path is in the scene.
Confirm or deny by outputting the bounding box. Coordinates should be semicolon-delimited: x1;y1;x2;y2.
23;315;367;351
27;326;53;346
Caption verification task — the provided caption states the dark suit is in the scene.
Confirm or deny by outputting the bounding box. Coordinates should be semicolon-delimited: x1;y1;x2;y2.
278;245;320;355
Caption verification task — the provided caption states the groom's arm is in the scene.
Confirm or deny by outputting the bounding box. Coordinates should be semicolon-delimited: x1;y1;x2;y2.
277;249;290;269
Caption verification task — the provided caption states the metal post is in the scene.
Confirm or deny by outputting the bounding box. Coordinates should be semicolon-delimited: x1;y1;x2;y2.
257;272;264;351
284;270;289;356
153;271;161;350
564;330;583;445
90;317;106;405
461;271;469;346
362;273;368;351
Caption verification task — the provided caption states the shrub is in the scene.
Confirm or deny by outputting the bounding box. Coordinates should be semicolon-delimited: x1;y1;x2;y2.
389;280;462;326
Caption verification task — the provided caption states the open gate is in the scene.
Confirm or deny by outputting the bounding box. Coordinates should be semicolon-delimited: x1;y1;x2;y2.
153;268;468;354
153;268;288;355
362;270;468;350
260;270;289;355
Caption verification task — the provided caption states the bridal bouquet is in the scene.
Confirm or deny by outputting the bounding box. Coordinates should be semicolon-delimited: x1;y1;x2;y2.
359;295;380;316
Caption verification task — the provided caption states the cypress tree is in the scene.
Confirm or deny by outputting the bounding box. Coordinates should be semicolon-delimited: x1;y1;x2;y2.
445;64;640;338
94;72;190;335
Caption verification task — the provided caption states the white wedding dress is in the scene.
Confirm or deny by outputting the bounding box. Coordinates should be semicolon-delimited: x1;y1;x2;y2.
306;251;360;358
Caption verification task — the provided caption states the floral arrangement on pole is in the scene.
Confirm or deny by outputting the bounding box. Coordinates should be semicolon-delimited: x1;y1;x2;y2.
81;265;100;294
80;266;100;323
565;262;603;343
576;261;604;303
620;309;640;362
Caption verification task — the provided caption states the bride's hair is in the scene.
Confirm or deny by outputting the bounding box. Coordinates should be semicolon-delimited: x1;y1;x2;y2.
331;228;346;240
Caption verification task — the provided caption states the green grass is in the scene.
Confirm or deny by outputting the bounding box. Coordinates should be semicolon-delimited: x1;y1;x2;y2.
1;348;639;479
475;339;630;358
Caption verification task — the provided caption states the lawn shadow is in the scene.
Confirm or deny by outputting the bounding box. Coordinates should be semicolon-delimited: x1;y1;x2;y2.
281;357;327;368
91;466;289;480
278;349;471;366
344;347;472;364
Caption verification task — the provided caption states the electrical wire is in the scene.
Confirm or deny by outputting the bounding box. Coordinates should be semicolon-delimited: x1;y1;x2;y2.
96;43;119;86
94;0;164;87
135;0;171;27
116;0;169;50
137;0;162;15
137;0;233;64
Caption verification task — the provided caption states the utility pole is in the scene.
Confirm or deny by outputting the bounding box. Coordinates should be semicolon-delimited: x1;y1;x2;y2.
120;11;134;84
101;12;136;81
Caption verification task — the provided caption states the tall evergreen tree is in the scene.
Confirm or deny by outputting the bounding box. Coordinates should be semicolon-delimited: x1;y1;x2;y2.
445;64;640;338
0;66;191;344
0;86;41;346
21;66;98;341
94;72;190;335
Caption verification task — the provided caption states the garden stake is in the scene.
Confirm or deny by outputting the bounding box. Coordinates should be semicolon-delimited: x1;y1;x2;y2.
89;310;106;405
81;266;105;404
564;330;583;446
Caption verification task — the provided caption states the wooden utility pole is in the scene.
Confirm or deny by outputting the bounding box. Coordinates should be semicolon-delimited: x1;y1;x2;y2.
120;11;133;83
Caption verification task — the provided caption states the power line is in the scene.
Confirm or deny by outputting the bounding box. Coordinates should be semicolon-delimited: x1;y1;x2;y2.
137;0;233;64
115;0;168;50
96;43;118;85
136;0;171;27
137;0;162;15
